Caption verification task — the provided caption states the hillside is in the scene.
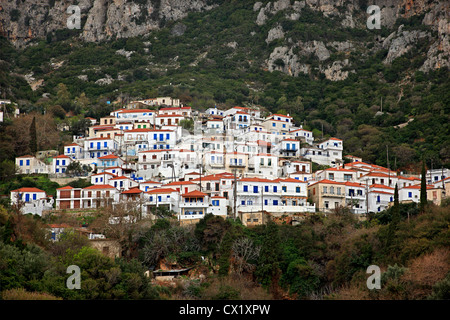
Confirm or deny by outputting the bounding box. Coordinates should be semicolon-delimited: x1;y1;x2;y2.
0;0;449;169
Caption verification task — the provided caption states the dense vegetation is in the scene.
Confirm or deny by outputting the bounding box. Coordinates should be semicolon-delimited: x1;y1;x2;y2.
0;0;449;172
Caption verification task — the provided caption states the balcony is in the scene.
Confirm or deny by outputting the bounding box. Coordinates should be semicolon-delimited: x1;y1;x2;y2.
209;162;225;168
229;163;246;168
179;213;205;220
179;201;208;208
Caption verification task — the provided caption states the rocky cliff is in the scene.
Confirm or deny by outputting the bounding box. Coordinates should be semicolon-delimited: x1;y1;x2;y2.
260;0;449;79
0;0;448;79
0;0;217;47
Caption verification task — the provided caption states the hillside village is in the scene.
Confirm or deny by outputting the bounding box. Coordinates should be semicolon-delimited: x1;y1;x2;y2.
9;97;450;243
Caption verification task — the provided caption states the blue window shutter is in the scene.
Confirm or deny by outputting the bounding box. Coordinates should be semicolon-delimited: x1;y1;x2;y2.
20;160;23;166
253;186;258;193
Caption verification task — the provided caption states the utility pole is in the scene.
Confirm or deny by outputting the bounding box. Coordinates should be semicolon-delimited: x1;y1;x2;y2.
366;179;369;216
233;168;237;220
387;145;390;187
261;183;264;214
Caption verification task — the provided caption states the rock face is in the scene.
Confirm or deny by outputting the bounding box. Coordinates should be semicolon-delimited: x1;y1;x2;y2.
0;0;217;47
0;0;448;79
382;26;430;64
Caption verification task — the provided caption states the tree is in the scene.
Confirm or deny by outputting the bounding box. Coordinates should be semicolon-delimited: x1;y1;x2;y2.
29;116;37;154
420;160;427;213
231;237;261;276
392;183;400;223
254;221;282;297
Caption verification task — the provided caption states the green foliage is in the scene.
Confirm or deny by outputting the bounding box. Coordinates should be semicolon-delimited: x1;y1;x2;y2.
254;221;282;289
428;273;450;300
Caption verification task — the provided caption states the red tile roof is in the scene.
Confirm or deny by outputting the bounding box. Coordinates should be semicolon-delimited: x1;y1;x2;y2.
121;188;143;194
182;190;207;197
83;184;116;190
11;187;46;193
146;188;177;194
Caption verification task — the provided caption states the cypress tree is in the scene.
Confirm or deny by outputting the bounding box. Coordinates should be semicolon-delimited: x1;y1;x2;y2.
420;161;427;213
29;116;37;154
392;183;400;223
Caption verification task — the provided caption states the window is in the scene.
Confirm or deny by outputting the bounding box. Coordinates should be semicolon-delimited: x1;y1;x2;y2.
323;186;327;194
241;200;245;205
253;186;258;193
273;186;277;192
282;186;287;192
26;159;30;166
408;192;412;198
19;160;23;166
296;187;300;193
264;186;269;192
212;200;219;206
273;200;278;206
243;185;248;192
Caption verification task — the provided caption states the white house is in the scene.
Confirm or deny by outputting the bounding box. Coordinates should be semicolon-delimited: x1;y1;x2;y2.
109;175;139;191
64;143;84;160
81;185;118;209
247;153;278;178
16;155;50;174
155;114;185;127
179;190;209;221
84;137;118;159
112;109;156;125
315;167;357;182
207;196;228;217
279;138;300;157
97;154;124;169
367;184;394;213
90;172;117;185
290;128;314;145
344;182;367;214
205;107;224;117
10;187;54;216
52;155;72;175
